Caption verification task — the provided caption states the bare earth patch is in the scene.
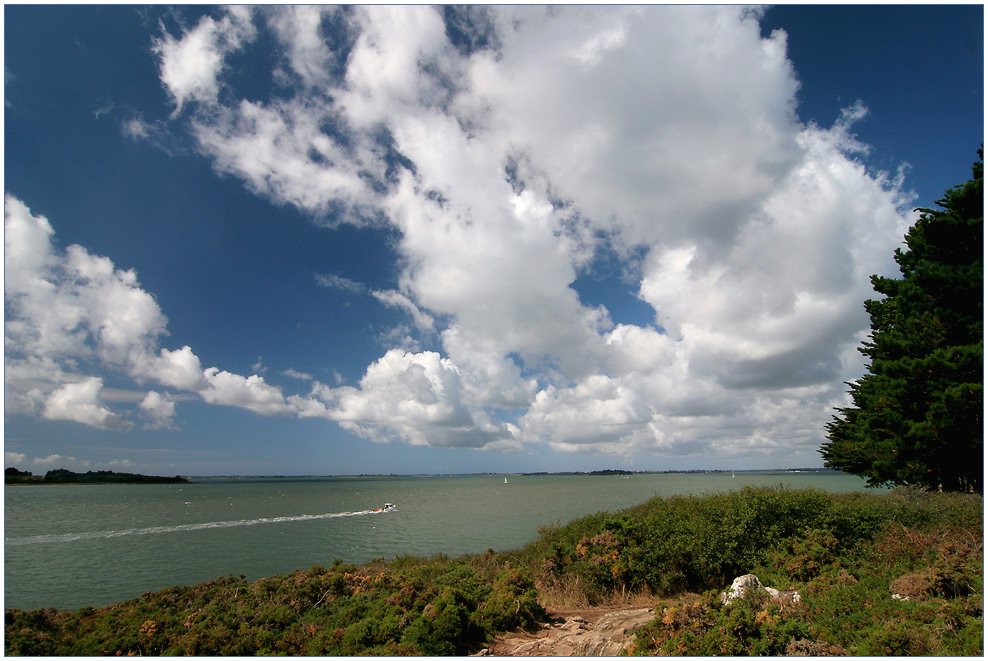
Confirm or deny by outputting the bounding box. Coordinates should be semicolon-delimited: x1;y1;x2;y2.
477;607;656;656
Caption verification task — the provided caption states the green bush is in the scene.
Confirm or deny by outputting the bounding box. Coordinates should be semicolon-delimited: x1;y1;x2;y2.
633;592;812;656
625;487;982;656
520;486;894;603
4;556;547;656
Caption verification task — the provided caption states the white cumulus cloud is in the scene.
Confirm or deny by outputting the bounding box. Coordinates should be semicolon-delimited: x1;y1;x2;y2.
152;6;256;112
9;6;919;467
200;368;292;416
3;195;293;429
5;452;28;466
139;391;178;430
145;5;915;463
43;378;128;429
299;349;519;450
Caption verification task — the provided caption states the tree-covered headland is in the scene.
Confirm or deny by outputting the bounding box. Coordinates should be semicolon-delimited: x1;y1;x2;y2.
4;467;188;485
821;149;983;492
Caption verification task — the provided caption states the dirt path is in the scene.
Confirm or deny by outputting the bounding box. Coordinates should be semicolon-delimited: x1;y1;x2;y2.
476;606;657;656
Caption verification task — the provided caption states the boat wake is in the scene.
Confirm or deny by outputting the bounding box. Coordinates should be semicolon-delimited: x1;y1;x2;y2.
6;508;393;546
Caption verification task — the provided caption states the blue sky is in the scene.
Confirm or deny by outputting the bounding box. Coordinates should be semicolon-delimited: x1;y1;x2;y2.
4;5;983;476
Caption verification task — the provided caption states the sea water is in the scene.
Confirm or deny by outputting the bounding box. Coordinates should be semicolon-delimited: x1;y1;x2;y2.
5;471;872;611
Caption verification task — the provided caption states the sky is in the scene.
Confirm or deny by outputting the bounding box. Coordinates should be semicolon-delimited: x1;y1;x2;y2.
4;5;983;477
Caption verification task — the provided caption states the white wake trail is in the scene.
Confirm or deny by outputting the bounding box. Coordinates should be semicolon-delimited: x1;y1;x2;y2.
5;508;391;546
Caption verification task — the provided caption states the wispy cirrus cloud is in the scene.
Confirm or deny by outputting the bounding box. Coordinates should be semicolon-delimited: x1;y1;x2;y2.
315;272;367;294
282;368;313;381
317;272;437;334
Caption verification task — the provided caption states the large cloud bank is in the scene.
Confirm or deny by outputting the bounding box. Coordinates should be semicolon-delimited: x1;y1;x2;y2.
5;6;914;463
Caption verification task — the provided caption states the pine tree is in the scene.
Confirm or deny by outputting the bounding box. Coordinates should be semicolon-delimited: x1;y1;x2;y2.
821;149;983;492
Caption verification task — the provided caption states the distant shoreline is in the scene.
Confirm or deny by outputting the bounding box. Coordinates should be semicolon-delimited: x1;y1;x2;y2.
5;468;189;486
182;467;840;480
5;467;843;485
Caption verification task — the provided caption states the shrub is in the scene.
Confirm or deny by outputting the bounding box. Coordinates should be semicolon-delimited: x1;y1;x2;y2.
527;485;981;656
4;556;547;656
522;486;896;604
632;592;812;656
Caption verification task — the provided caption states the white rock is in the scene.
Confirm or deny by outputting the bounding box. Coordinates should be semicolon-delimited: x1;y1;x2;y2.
721;574;801;605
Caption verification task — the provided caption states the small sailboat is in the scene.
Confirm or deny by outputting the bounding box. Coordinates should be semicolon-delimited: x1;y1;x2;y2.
504;477;508;483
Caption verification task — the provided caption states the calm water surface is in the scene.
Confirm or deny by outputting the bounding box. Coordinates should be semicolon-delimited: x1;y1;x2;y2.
5;471;871;610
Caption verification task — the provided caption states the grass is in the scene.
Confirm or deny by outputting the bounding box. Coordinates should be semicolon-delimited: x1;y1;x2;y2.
5;485;982;656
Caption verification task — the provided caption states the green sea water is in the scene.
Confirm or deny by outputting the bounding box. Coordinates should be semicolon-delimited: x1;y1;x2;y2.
5;471;872;611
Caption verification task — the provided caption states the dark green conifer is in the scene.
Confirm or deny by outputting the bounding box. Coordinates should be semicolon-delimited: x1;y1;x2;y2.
821;149;983;492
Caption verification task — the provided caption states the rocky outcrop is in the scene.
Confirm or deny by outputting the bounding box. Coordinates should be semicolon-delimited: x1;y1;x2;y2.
720;574;801;605
573;609;657;656
478;608;655;656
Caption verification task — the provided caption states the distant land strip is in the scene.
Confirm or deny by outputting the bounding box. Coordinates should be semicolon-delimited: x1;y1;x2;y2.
5;467;843;484
5;468;189;485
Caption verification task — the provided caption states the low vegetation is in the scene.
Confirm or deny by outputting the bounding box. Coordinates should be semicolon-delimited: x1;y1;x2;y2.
5;486;982;655
512;485;981;655
4;553;544;656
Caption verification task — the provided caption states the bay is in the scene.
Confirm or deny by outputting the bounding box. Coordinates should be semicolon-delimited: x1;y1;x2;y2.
5;471;872;611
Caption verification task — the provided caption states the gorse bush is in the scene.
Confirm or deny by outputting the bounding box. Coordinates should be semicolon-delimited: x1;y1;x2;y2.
517;486;892;604
4;554;545;656
623;487;982;656
515;485;981;656
633;591;814;656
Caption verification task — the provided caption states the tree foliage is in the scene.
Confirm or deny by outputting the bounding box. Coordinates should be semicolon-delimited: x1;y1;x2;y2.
821;149;983;492
40;468;188;484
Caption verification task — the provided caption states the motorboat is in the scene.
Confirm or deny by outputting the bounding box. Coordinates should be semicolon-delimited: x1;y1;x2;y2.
372;503;396;513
